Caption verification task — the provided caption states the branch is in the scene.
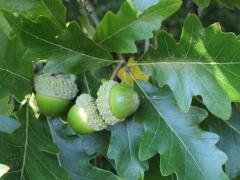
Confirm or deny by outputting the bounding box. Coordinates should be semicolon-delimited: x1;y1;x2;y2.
83;0;99;27
82;0;128;80
110;57;126;80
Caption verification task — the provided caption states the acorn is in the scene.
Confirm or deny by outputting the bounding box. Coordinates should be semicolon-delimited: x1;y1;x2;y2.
67;94;108;134
34;73;78;117
96;80;140;125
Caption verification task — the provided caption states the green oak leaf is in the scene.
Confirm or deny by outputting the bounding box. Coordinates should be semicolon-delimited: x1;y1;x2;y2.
205;105;240;179
94;0;182;53
0;97;13;115
134;80;228;180
94;0;124;20
108;120;148;180
0;26;32;101
144;155;176;180
50;119;120;180
76;72;101;99
0;0;66;25
0;115;20;134
193;0;240;8
0;104;69;179
220;0;240;8
19;16;115;74
140;14;240;120
0;12;13;38
193;0;210;8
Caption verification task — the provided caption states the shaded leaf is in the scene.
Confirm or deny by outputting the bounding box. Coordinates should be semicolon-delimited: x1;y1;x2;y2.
220;0;240;8
0;115;20;134
134;80;228;180
0;26;32;100
94;0;182;53
0;12;13;38
0;0;66;25
108;120;148;180
50;119;120;180
140;14;240;120
76;72;101;99
0;97;13;115
193;0;210;8
206;105;240;179
19;16;115;74
93;0;124;20
144;155;175;180
193;0;240;8
0;104;69;179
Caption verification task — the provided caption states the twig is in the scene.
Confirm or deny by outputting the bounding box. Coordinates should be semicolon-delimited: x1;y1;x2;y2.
83;0;99;27
187;1;199;16
110;58;126;80
82;0;128;80
144;39;150;53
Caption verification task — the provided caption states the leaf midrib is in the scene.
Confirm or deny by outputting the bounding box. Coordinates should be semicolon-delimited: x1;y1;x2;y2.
20;104;29;180
19;27;115;63
135;80;208;179
95;1;179;45
0;68;31;82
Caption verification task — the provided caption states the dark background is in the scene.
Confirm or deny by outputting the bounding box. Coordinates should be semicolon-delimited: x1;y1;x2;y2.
63;0;240;39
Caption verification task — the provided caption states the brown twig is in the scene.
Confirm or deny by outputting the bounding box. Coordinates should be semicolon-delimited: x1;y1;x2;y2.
83;0;99;27
83;0;127;80
110;57;127;80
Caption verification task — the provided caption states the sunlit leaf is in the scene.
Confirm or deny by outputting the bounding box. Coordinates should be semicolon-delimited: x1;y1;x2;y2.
0;104;69;179
140;14;240;120
135;80;228;180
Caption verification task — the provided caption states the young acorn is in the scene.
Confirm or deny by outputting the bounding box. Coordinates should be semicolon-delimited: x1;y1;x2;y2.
97;80;140;125
34;73;78;117
67;94;107;134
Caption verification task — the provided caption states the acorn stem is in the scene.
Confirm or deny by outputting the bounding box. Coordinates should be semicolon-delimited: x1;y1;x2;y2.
83;0;99;27
110;58;126;80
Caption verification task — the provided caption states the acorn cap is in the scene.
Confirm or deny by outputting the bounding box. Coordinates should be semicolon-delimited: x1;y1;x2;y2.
76;94;108;131
34;73;78;100
96;80;123;125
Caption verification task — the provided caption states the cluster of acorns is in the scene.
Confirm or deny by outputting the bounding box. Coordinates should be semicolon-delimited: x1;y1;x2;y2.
34;73;140;134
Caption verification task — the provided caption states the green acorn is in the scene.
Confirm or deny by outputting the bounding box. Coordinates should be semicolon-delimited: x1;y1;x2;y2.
34;73;78;117
96;80;140;125
67;94;108;134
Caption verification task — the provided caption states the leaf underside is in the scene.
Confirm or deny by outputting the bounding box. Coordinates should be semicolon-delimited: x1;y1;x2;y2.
135;80;228;180
206;105;240;179
108;120;148;180
20;16;114;74
50;119;120;180
0;105;69;179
